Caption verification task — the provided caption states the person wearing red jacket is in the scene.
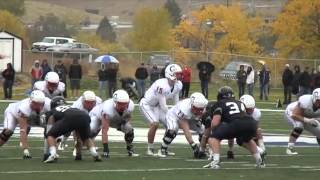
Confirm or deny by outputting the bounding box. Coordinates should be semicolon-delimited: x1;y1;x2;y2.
181;65;192;98
31;60;43;87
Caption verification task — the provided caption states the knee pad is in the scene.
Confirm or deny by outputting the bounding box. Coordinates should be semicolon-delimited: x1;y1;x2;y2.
163;130;177;145
291;127;303;138
0;129;13;142
125;129;134;144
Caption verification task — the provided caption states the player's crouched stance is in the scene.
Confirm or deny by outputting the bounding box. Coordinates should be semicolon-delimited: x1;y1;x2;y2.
0;90;51;159
285;88;320;155
43;96;101;163
89;90;139;158
158;92;208;158
203;86;265;169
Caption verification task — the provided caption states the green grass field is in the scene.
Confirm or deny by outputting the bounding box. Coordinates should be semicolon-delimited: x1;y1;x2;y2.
1;81;318;180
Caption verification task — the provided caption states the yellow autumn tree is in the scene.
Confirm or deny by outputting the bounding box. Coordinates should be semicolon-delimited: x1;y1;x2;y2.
172;5;262;67
273;0;320;58
0;10;26;39
128;7;173;51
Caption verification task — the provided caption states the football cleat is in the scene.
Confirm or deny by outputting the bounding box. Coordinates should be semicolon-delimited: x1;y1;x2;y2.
58;142;65;151
72;148;77;157
203;160;221;169
44;154;58;163
93;155;102;162
157;149;167;158
75;154;82;161
286;147;298;155
102;152;110;158
227;150;234;159
255;158;266;168
147;148;156;156
128;150;140;157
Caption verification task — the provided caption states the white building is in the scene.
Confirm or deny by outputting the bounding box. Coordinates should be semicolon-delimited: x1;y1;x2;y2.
0;31;23;72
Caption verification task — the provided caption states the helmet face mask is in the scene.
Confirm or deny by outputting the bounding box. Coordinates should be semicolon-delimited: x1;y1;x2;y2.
30;101;44;113
47;82;58;92
45;72;60;92
190;92;208;116
83;100;96;111
312;88;320;108
30;90;46;113
113;90;130;112
82;91;96;111
165;64;182;81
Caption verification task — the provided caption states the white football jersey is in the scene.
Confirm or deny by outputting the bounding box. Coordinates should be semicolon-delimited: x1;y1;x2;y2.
71;96;103;113
143;78;182;107
89;99;134;121
6;97;51;119
251;108;261;121
287;95;320;118
33;81;65;99
167;98;194;122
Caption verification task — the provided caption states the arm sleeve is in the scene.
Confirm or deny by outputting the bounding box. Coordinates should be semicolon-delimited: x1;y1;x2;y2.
158;95;168;112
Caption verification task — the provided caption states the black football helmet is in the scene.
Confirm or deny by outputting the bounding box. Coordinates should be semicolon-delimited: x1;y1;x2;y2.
217;86;235;101
50;96;66;109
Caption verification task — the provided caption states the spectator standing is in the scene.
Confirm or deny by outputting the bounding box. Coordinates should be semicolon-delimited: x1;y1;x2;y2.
107;64;118;98
259;65;271;101
31;60;43;87
1;63;15;99
160;60;170;78
246;66;255;96
236;65;247;98
149;64;161;84
311;66;320;90
41;59;51;80
297;66;311;97
98;63;108;98
282;64;293;104
69;59;82;98
199;67;210;98
181;65;192;98
135;63;149;98
54;60;68;97
291;65;301;95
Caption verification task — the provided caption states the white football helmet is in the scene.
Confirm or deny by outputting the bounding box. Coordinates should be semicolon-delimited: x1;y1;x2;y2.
240;94;255;109
30;90;46;103
165;64;182;81
113;89;130;103
312;88;320;103
45;72;59;84
190;92;208;108
83;90;96;101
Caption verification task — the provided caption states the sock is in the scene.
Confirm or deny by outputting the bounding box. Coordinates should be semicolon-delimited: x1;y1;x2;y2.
288;142;295;149
49;146;56;156
148;143;154;149
89;147;98;157
43;139;48;154
161;142;168;149
258;139;265;151
253;152;261;164
257;146;264;154
213;153;220;162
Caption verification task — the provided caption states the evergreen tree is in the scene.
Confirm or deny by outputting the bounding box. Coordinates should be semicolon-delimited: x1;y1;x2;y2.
96;16;116;42
164;0;181;26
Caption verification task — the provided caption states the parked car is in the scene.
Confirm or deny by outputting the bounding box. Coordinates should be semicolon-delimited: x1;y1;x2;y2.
219;61;253;80
149;54;173;68
31;37;76;51
46;42;98;54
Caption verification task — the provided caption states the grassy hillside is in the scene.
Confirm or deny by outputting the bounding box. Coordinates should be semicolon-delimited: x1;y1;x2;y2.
22;1;104;24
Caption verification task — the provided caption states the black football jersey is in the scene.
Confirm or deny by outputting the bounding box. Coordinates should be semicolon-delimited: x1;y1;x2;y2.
45;105;76;122
209;99;247;123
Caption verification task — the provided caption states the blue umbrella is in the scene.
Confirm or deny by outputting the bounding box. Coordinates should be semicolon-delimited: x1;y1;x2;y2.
94;55;119;63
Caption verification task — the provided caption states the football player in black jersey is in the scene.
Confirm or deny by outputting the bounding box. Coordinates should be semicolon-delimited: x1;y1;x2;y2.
43;96;101;163
202;86;265;169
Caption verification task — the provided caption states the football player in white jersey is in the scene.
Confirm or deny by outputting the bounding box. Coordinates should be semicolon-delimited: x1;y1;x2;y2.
285;88;320;155
226;94;266;159
139;64;183;156
0;90;51;158
158;92;208;157
58;90;103;151
90;89;139;157
33;71;65;99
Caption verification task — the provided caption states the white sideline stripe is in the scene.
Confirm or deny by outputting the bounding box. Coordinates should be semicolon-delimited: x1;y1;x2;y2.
0;166;318;174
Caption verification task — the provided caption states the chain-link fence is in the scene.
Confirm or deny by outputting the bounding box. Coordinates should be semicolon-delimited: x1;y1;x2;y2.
21;50;320;88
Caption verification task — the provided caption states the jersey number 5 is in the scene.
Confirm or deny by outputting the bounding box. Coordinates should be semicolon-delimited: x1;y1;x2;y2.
226;102;240;115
